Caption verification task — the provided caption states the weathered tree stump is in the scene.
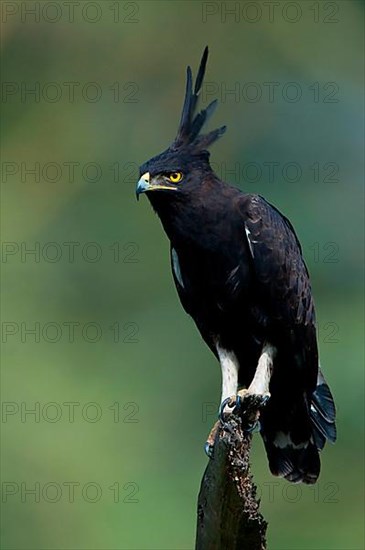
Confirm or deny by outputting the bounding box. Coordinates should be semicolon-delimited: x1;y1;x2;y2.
196;396;267;550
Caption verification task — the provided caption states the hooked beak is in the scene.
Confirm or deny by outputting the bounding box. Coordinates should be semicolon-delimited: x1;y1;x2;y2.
136;172;150;200
136;172;178;200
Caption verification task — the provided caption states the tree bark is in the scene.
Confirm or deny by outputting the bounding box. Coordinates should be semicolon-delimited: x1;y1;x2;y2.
196;396;267;550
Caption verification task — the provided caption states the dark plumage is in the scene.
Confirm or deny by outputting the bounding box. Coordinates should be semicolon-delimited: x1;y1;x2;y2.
136;47;336;484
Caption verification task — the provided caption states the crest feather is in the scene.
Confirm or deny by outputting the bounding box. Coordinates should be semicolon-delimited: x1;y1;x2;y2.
173;47;226;150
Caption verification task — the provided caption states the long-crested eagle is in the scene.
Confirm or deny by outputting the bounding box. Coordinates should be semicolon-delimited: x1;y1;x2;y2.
136;47;336;484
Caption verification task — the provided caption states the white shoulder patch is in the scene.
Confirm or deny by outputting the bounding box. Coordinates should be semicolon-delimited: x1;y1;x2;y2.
244;224;256;257
171;248;184;288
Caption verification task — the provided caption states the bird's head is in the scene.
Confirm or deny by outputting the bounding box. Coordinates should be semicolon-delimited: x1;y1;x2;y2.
136;47;226;203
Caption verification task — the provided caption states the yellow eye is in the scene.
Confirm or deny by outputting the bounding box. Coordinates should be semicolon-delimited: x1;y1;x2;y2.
168;172;183;183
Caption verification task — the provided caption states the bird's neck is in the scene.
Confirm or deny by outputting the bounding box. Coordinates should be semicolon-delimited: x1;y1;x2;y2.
148;179;238;251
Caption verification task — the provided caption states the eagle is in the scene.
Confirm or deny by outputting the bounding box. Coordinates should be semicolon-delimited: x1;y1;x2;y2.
136;47;336;484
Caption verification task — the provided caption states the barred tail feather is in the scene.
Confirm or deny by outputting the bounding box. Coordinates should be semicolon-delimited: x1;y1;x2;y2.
264;436;320;484
261;370;336;484
261;398;320;484
310;370;337;450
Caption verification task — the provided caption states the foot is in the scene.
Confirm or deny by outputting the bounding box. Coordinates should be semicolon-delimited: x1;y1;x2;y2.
219;390;270;429
237;388;270;410
218;395;242;421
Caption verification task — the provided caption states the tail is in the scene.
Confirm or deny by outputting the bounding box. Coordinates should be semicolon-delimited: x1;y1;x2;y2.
310;369;337;450
261;370;336;484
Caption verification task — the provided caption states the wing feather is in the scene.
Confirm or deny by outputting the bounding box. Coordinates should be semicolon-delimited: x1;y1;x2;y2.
242;195;315;328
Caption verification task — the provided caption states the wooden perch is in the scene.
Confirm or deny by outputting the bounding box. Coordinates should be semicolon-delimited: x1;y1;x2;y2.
196;396;267;550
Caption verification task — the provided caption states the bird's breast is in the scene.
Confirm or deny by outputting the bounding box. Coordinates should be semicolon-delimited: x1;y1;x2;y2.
171;241;252;314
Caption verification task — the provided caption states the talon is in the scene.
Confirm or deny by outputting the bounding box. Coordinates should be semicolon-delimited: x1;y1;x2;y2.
232;394;242;415
205;420;219;458
219;396;237;421
261;394;270;406
240;391;270;411
245;419;261;433
204;441;214;458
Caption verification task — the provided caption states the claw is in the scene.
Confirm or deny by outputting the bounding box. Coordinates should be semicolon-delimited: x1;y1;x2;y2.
232;394;242;415
245;419;261;433
219;396;237;421
240;391;270;411
218;392;270;427
204;441;214;458
260;394;270;406
205;420;219;459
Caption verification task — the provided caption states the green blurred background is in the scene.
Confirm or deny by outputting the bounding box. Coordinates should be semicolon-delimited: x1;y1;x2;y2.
1;1;364;548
